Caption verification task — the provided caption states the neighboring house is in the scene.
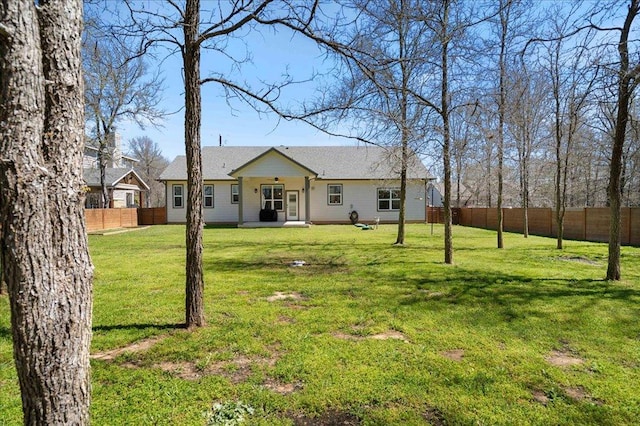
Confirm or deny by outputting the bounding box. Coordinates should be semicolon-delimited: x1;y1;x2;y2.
427;181;475;207
83;133;150;208
159;145;431;225
83;168;150;208
83;145;139;169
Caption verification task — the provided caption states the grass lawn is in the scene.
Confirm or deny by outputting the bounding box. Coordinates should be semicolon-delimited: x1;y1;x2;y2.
1;224;640;425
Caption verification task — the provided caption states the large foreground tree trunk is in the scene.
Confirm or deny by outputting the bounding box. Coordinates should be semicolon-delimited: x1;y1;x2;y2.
183;0;205;327
0;0;93;423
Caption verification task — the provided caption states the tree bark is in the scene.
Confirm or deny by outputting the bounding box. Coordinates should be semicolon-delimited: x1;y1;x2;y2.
607;0;639;281
183;0;206;327
0;0;93;423
395;0;409;246
496;0;509;250
441;0;453;265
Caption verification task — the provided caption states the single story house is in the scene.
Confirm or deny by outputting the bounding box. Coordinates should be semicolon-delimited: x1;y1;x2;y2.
159;145;431;226
83;168;150;208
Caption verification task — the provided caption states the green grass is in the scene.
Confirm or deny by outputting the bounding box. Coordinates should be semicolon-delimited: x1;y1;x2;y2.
1;224;640;425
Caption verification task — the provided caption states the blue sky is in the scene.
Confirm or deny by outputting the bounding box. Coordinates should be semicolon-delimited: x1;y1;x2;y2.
117;19;350;161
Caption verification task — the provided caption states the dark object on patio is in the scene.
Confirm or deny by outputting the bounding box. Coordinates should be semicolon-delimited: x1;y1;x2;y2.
349;210;359;224
260;208;278;222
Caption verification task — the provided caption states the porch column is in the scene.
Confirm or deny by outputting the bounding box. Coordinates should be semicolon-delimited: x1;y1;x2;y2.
237;177;244;225
305;176;311;223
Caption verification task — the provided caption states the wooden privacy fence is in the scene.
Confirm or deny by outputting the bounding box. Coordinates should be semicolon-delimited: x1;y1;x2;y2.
85;208;138;232
427;207;461;225
138;207;167;225
458;207;640;246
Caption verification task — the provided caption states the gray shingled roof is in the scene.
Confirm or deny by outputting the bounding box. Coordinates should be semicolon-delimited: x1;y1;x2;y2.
159;146;430;181
83;168;149;190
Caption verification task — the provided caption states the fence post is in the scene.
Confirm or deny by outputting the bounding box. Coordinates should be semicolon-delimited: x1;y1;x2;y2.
627;207;632;245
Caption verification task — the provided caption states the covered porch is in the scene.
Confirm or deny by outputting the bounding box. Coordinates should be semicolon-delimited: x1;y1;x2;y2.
229;147;317;226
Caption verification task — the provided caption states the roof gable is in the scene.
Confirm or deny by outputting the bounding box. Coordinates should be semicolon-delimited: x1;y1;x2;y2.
83;168;150;190
229;147;317;178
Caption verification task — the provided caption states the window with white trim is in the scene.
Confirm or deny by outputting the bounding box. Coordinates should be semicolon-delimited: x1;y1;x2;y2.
204;184;214;208
173;184;184;208
231;184;239;204
328;184;343;205
377;188;400;211
261;184;284;210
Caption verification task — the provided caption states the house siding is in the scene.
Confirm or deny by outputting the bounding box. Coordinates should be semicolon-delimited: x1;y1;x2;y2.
310;179;426;223
232;150;312;178
165;178;426;224
166;180;240;223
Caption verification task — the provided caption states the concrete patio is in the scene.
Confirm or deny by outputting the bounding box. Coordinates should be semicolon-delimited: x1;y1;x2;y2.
237;221;311;228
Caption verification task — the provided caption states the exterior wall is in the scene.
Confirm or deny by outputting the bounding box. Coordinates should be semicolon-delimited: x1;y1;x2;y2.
111;189;136;208
427;183;443;207
164;178;427;224
309;179;426;223
165;179;240;223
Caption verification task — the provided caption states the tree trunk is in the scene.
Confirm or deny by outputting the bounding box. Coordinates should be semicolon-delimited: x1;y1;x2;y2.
496;0;508;250
442;0;453;265
183;0;206;327
100;149;109;208
395;4;408;246
607;0;639;281
0;0;93;423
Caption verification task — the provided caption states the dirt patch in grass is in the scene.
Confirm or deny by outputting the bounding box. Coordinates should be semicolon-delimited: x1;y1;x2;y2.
91;335;164;361
423;407;447;425
531;390;550;405
546;350;584;367
531;386;603;406
267;291;305;302
263;378;303;395
333;330;409;343
277;315;296;324
157;361;203;380
563;386;604;405
289;410;361;425
441;349;464;362
370;330;409;342
146;353;278;382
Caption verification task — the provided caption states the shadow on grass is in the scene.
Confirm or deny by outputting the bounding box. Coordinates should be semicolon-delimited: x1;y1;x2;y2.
399;268;640;318
0;325;11;340
93;323;185;333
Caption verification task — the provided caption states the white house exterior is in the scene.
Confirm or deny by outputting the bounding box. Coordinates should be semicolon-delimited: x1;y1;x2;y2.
159;146;430;225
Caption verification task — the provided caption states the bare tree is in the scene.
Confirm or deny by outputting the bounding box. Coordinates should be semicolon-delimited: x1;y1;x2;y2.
416;0;489;264
83;8;164;208
507;62;549;236
113;0;320;327
0;0;93;423
291;0;432;245
529;3;598;249
128;136;169;207
604;0;640;280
